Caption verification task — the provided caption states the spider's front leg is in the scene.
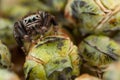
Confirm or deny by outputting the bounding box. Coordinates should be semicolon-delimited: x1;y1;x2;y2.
43;12;59;35
14;21;31;52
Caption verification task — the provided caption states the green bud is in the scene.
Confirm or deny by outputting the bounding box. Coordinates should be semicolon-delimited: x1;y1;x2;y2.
24;36;81;80
79;35;120;76
65;0;120;35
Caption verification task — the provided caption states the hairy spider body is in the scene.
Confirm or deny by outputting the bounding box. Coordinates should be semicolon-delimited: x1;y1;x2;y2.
14;11;58;49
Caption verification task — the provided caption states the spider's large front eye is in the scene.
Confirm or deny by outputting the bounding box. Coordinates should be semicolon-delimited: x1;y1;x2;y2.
23;19;28;25
24;20;27;23
28;19;32;23
32;17;37;21
36;15;39;18
25;20;27;23
35;14;42;20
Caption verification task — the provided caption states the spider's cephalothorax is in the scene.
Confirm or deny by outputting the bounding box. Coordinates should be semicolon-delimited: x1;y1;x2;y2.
14;11;58;48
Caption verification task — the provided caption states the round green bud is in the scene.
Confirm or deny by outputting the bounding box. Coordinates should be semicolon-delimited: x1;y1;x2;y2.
65;0;120;35
24;36;81;80
78;35;120;76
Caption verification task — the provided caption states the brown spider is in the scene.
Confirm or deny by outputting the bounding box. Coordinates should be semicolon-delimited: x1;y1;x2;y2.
14;11;58;49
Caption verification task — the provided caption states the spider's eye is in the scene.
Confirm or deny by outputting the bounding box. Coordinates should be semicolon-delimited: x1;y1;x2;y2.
33;17;36;21
25;20;27;22
24;20;28;24
36;15;39;17
28;19;32;23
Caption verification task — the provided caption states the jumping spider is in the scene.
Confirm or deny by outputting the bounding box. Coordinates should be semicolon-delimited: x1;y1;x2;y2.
14;11;58;50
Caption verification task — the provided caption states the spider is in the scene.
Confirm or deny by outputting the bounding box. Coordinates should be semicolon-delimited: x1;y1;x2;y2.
14;11;58;49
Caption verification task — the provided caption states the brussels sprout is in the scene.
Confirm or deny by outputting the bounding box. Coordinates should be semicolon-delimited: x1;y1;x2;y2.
0;69;20;80
75;74;101;80
79;35;120;77
0;40;11;68
103;61;120;80
24;36;81;80
65;0;120;35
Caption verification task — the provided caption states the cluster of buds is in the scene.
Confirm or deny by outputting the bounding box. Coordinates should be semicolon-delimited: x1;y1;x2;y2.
12;0;120;80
